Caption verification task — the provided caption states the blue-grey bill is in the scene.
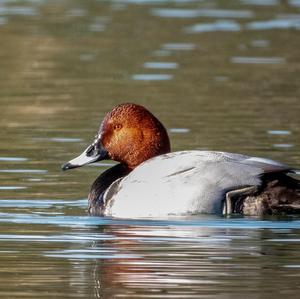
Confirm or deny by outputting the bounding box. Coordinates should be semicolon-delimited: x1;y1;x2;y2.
61;144;108;171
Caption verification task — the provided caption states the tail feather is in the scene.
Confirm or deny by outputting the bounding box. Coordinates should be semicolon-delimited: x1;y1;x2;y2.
242;173;300;216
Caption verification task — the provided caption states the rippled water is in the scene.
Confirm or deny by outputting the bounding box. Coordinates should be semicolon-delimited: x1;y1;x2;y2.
1;0;300;298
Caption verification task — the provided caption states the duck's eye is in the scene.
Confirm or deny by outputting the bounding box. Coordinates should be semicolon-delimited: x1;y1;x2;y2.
113;124;122;130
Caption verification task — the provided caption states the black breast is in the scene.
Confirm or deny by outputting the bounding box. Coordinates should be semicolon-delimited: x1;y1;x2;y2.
88;163;130;216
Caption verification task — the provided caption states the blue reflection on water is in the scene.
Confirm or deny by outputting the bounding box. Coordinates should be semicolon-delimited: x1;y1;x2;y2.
0;157;28;162
0;6;38;16
268;130;291;135
247;18;300;30
0;198;86;208
241;0;278;5
169;128;190;133
289;0;300;7
143;62;178;69
112;0;198;4
50;137;83;142
0;211;300;229
0;186;27;190
32;137;83;143
186;20;241;33
273;144;294;149
231;56;285;64
0;169;47;173
152;8;254;18
131;74;173;81
162;43;196;50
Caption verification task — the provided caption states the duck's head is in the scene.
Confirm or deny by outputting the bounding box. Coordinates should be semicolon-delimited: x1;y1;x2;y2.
62;103;171;171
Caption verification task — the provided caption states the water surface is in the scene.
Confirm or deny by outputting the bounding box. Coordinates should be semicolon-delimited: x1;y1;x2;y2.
0;0;300;298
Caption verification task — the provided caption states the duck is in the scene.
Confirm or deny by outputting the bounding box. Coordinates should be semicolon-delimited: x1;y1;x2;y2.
62;103;300;218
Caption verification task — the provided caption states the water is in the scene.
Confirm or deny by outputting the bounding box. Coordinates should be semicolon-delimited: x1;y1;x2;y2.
0;0;300;297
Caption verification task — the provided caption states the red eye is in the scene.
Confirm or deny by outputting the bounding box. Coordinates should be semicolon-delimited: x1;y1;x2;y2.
114;124;122;130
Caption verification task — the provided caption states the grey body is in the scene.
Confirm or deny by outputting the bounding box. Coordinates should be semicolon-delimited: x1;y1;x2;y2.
100;151;294;217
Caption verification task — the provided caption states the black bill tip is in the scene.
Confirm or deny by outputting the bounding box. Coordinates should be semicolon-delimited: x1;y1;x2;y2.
61;142;109;172
61;162;78;171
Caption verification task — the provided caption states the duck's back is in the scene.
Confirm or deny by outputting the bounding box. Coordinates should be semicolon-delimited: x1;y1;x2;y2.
102;151;294;217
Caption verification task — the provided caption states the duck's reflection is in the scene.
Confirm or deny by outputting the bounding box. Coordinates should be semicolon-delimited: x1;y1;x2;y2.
87;221;298;298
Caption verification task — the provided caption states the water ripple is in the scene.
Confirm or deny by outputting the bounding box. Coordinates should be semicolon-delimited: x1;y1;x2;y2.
241;0;278;5
0;6;38;16
152;8;254;18
247;18;300;30
0;212;300;229
0;169;47;173
267;130;291;135
131;74;173;81
231;56;285;64
0;199;86;208
0;186;27;190
0;157;28;162
186;20;241;33
143;62;178;69
162;43;196;51
50;137;83;142
44;249;140;259
289;0;300;7
169;128;190;133
273;143;294;148
112;0;198;4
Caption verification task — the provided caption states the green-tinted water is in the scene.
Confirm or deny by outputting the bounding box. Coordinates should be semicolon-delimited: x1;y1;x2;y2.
0;0;300;298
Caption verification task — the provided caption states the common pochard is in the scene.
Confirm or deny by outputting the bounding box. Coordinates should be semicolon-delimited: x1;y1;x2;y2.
62;103;300;218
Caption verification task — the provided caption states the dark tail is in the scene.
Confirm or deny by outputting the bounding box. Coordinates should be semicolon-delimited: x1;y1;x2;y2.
242;172;300;216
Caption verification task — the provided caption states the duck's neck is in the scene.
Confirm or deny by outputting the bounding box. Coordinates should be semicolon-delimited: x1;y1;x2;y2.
88;163;130;216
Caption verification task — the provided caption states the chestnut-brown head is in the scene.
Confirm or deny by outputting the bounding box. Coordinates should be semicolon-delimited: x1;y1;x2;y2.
62;103;171;171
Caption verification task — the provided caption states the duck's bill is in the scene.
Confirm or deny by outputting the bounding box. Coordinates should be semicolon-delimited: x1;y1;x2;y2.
62;143;109;171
